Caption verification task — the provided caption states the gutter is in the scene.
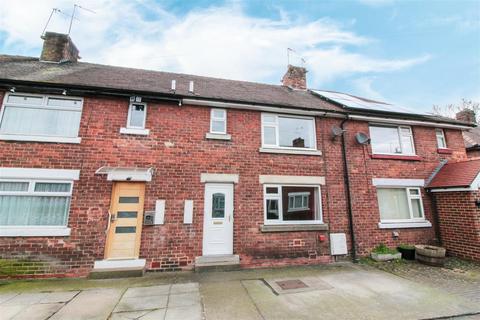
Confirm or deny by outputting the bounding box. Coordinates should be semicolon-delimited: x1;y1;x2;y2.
340;116;358;262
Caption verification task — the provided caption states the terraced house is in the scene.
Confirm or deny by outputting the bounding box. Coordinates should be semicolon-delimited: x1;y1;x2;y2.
0;32;474;278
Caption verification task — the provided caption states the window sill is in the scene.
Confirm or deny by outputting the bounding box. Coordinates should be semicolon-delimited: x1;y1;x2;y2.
371;154;422;161
0;134;81;144
437;148;453;154
0;226;71;237
259;148;322;156
120;127;150;135
261;223;328;232
378;221;432;229
205;133;231;140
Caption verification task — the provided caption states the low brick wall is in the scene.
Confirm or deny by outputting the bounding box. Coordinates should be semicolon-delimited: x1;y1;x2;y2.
434;191;480;261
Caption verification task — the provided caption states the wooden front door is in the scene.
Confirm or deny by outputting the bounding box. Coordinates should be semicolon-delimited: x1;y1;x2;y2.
105;182;145;259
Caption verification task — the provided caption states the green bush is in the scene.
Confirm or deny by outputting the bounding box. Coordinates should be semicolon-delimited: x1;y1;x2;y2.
372;243;398;255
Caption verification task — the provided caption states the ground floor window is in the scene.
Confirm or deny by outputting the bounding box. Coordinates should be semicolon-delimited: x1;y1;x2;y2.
0;180;73;226
376;187;425;222
264;185;322;224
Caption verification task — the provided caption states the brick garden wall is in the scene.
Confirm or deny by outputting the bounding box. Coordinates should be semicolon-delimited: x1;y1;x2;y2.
0;89;469;277
434;191;480;261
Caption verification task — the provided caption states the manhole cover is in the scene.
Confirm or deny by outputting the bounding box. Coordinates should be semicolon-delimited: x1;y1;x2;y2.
275;279;308;290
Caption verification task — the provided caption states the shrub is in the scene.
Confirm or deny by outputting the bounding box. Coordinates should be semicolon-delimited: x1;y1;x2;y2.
398;244;415;250
372;243;398;255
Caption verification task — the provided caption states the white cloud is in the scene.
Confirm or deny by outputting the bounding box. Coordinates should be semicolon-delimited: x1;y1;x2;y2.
349;77;386;101
0;0;429;88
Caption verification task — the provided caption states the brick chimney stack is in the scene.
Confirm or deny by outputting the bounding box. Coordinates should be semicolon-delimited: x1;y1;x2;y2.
40;32;80;63
456;109;476;124
282;65;307;90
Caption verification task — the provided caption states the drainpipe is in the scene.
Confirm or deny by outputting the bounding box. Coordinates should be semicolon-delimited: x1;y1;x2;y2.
340;117;358;262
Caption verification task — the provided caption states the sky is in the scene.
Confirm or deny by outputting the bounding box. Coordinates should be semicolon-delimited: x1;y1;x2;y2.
0;0;479;113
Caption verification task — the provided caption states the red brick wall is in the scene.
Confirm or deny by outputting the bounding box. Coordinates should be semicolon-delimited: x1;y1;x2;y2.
0;89;469;277
339;121;467;255
434;191;480;261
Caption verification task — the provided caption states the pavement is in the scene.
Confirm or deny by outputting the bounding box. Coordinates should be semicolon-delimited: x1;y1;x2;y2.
1;263;479;320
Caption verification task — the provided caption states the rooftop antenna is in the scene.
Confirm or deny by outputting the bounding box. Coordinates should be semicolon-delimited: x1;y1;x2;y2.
41;8;74;37
287;48;306;67
68;4;96;35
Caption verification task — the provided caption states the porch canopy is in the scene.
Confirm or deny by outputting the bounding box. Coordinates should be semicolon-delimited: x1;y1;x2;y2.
95;166;153;182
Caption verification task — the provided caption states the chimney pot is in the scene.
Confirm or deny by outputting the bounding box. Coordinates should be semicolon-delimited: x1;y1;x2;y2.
282;64;307;90
456;109;476;124
40;32;80;63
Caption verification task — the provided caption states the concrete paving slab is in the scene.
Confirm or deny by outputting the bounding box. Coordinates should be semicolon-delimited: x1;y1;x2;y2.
170;282;199;294
50;288;123;320
201;281;262;320
140;308;167;320
240;267;480;320
39;290;79;303
12;302;64;320
114;295;168;312
0;305;24;320
2;292;45;306
165;304;202;320
0;293;18;304
168;291;201;308
109;310;150;320
123;285;170;298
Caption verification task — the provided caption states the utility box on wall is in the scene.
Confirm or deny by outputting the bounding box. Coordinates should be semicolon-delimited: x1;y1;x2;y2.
330;233;348;255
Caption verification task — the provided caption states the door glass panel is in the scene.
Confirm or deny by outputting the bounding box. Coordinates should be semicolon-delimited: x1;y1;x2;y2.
117;211;138;218
119;196;139;203
212;193;225;218
115;226;136;233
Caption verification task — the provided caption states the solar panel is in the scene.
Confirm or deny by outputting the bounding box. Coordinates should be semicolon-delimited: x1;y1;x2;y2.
312;90;425;115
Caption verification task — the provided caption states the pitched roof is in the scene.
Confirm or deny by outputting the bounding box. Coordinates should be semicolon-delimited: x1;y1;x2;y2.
427;159;480;189
463;127;480;149
0;54;474;126
0;55;342;112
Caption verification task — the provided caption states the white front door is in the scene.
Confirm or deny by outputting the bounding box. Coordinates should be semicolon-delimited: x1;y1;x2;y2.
203;183;234;256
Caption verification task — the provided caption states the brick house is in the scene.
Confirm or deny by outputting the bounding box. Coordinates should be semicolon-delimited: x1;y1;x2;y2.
0;33;474;278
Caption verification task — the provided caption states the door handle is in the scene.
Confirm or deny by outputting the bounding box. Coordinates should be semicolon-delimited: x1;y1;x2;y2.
106;210;112;233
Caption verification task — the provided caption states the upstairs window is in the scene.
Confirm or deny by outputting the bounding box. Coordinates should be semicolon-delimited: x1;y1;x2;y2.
127;103;147;129
435;128;447;149
0;93;82;143
261;114;316;150
369;125;415;155
210;109;227;134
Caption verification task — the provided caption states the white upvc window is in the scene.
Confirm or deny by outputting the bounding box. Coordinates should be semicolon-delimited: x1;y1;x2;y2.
0;180;73;228
127;103;147;129
210;109;227;134
369;125;415;155
264;184;322;225
435;128;447;149
261;113;317;150
0;93;83;143
376;187;425;223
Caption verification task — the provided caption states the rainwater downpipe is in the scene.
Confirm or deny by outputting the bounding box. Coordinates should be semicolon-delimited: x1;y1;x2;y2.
340;116;358;262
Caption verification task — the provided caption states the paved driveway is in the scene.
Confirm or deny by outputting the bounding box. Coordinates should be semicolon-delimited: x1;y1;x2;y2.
1;263;479;320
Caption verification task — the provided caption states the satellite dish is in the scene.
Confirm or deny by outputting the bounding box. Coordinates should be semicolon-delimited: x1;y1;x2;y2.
331;126;345;139
355;132;371;145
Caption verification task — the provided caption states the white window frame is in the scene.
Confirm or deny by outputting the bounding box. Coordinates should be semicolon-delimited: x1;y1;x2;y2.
369;124;416;156
126;102;147;129
261;113;317;151
263;184;322;225
376;186;425;223
0;92;83;144
210;108;227;134
435;128;447;149
287;191;310;212
0;178;74;236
